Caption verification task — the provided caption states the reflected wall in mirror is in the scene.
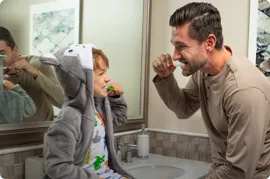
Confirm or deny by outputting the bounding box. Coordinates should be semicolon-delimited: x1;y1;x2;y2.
0;0;150;147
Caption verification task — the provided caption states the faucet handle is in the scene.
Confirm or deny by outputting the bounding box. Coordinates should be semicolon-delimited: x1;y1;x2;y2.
125;151;133;163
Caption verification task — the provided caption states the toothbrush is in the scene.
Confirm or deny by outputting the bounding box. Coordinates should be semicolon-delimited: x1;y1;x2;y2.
0;55;6;60
0;55;7;71
169;62;185;68
106;86;116;92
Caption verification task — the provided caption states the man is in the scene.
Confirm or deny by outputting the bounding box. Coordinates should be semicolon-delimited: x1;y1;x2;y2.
152;2;270;179
0;26;64;122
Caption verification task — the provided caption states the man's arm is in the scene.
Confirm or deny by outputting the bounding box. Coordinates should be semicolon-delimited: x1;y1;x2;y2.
28;56;64;108
207;88;269;179
153;73;200;119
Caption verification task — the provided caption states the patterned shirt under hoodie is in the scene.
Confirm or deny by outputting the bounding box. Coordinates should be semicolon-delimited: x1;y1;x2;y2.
83;109;126;179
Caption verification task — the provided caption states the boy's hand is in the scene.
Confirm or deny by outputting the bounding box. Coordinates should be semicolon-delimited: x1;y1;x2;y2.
107;82;124;96
3;80;16;90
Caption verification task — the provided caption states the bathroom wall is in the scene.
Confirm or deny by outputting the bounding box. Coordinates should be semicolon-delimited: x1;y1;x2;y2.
148;0;250;134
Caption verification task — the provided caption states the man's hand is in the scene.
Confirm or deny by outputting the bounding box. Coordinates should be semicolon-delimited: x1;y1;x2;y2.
3;80;16;90
152;53;175;79
107;82;124;96
12;57;38;78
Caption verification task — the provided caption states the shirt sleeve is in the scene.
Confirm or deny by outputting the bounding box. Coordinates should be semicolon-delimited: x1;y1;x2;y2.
108;95;128;126
30;56;64;108
153;73;200;119
207;88;269;179
11;85;36;117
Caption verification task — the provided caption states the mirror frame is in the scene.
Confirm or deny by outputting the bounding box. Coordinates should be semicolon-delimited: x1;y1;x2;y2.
0;0;151;148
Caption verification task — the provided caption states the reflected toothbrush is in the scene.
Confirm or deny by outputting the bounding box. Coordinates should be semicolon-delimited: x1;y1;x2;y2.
0;55;6;60
106;86;116;92
169;62;185;68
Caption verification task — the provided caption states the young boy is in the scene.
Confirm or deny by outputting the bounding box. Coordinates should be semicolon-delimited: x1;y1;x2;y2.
0;55;36;124
41;44;133;179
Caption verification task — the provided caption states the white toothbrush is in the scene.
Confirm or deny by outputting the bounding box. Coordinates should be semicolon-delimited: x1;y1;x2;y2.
169;62;185;68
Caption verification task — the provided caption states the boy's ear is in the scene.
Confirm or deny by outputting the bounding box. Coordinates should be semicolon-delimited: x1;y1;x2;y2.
40;53;60;66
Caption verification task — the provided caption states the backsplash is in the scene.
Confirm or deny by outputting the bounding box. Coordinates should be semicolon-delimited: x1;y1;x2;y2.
149;131;212;163
115;131;212;163
0;130;211;179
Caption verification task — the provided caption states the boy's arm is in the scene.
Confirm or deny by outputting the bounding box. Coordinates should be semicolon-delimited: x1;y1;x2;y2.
108;95;128;126
11;85;36;117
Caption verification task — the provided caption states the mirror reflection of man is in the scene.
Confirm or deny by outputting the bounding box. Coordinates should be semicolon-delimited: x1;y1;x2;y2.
0;26;64;122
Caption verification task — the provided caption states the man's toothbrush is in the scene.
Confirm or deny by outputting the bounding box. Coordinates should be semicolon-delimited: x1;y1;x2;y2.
169;62;185;68
106;86;116;92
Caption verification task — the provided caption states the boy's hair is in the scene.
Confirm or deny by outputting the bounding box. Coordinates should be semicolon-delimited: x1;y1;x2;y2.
169;2;223;50
0;27;16;49
92;48;109;69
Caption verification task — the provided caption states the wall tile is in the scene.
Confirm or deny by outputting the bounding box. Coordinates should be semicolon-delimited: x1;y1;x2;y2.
3;165;14;178
3;154;14;166
150;132;212;163
13;164;24;176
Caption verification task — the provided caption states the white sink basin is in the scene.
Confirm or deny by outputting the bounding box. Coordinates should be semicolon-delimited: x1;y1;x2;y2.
123;154;211;179
128;164;185;179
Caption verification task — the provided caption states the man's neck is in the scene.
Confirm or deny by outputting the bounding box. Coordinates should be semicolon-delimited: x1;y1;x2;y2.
201;46;232;76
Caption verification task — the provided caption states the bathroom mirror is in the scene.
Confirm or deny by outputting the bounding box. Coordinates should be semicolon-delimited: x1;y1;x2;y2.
0;0;150;148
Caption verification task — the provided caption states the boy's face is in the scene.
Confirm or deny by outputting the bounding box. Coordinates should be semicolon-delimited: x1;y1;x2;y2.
93;56;110;97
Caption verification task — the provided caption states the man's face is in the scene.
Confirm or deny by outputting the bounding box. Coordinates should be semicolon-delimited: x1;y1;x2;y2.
171;23;208;76
0;40;17;67
93;56;111;97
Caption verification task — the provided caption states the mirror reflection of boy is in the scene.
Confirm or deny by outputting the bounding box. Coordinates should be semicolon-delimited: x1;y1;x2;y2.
0;55;36;124
0;26;64;122
41;44;133;179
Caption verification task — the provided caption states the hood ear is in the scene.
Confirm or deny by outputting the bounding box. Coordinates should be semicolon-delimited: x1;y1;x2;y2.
40;53;60;66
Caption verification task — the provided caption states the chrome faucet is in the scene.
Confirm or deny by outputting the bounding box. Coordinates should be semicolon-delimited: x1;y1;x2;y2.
116;137;137;163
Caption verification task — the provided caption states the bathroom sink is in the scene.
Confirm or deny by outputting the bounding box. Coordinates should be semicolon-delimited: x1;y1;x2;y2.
127;163;185;179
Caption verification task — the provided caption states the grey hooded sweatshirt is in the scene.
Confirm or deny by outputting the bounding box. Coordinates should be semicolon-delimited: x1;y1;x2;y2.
0;55;36;124
40;44;134;179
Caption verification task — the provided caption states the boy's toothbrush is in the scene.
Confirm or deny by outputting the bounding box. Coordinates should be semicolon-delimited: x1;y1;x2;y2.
106;86;116;92
169;62;185;68
0;55;6;91
0;55;6;60
0;55;8;71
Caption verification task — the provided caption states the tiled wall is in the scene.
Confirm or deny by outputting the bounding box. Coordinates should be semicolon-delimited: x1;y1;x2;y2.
149;131;212;163
0;149;42;179
0;131;211;179
115;131;212;163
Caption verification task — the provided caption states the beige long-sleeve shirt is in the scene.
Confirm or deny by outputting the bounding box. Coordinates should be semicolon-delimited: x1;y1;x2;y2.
154;55;270;179
5;56;64;122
